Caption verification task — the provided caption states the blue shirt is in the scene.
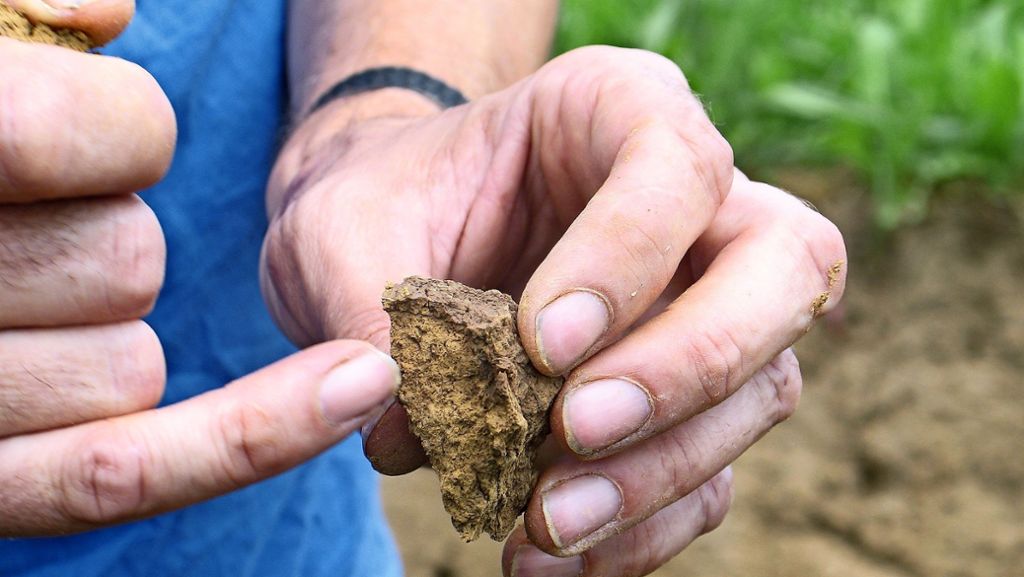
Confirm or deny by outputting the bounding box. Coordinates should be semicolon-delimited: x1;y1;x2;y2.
0;1;401;575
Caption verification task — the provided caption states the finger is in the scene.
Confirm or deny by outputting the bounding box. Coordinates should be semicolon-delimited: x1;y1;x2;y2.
517;53;734;377
259;182;412;351
552;178;847;457
518;123;727;373
0;340;399;536
2;0;133;46
261;191;430;476
0;37;175;202
361;401;427;476
504;468;733;577
0;195;165;328
262;148;438;475
0;321;164;437
524;351;800;556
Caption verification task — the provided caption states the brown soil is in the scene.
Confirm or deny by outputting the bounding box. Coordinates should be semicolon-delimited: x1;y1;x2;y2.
0;4;92;51
384;277;562;542
383;174;1024;577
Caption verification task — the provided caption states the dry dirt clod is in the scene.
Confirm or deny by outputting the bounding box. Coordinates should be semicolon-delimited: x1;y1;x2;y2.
383;277;563;542
0;4;94;51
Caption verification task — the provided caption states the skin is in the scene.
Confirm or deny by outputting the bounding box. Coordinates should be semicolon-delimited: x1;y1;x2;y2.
270;2;847;576
0;0;400;537
0;1;849;576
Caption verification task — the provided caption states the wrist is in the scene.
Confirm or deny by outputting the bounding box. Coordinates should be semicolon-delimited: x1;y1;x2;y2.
271;88;438;215
297;87;442;130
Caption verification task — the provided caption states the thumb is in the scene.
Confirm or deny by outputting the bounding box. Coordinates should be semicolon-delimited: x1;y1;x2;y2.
0;340;398;537
259;230;431;477
2;0;134;46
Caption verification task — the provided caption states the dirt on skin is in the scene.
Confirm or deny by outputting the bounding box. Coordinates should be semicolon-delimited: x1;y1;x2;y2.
382;173;1024;577
0;4;93;51
383;277;563;542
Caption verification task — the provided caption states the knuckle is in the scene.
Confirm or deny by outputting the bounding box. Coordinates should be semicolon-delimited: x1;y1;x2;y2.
698;470;734;534
570;44;676;65
275;191;328;256
555;46;734;210
262;214;292;279
606;208;677;289
261;212;321;345
562;44;620;63
59;426;150;526
105;197;166;318
676;123;733;208
754;350;803;424
107;322;166;411
561;46;694;102
633;50;692;89
120;62;177;185
214;400;291;487
809;216;849;292
565;45;671;70
622;523;669;577
683;328;745;410
658;426;706;496
706;132;735;199
757;187;848;296
798;211;847;275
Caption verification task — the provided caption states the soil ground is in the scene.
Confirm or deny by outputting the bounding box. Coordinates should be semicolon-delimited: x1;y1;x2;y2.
382;172;1024;577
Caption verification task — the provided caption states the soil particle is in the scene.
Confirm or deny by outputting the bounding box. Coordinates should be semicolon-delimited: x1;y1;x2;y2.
383;277;563;542
0;4;93;51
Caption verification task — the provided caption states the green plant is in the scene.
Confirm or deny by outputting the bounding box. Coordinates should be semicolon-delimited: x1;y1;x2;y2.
557;0;1024;227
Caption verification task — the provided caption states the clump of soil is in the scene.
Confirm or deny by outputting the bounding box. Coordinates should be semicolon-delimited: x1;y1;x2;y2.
0;4;94;51
383;277;563;542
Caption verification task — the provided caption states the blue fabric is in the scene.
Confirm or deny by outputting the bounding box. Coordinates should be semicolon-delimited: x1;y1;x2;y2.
0;1;401;576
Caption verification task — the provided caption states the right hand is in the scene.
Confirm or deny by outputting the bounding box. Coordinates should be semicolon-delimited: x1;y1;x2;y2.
1;0;400;537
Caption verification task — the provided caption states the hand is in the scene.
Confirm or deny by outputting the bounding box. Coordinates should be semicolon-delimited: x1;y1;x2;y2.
0;0;399;537
263;46;847;576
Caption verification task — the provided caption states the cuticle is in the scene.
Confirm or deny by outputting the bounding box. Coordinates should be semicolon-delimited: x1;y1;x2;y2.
568;288;614;371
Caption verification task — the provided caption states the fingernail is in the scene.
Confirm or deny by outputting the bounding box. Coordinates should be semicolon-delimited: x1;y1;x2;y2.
563;379;653;454
42;0;88;9
535;290;611;374
542;475;622;549
359;399;392;443
511;545;584;577
320;350;400;426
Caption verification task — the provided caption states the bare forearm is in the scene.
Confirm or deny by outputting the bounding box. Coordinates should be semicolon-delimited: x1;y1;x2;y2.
287;0;558;116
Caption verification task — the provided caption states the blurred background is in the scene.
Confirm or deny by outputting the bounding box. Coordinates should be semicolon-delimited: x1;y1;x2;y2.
383;1;1024;575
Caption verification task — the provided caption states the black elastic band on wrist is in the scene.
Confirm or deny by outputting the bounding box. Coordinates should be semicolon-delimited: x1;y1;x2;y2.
308;66;469;116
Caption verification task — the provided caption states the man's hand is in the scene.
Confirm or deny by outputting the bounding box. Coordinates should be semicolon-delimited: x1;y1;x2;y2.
0;0;399;537
264;46;847;576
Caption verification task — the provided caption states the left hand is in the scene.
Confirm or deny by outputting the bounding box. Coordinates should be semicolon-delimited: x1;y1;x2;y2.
262;46;847;576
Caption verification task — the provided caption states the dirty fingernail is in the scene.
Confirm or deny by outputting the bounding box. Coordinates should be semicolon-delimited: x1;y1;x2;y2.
564;378;653;454
320;350;400;426
535;290;611;375
542;475;622;549
512;545;584;577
